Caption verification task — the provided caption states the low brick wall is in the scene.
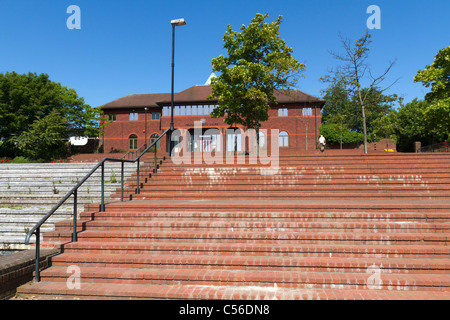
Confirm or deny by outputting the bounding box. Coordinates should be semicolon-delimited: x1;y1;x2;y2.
0;248;60;300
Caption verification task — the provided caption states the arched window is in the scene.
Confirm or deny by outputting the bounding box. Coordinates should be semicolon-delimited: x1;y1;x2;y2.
150;133;160;149
129;134;138;150
279;131;289;147
258;131;266;148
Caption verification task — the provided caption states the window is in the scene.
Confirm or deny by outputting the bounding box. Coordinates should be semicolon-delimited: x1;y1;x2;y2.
186;105;191;116
174;106;179;116
150;133;160;149
191;105;197;116
258;131;266;148
180;106;185;116
278;108;288;117
151;112;160;120
279;131;289;147
129;134;138;150
129;112;138;121
108;114;117;121
302;108;313;116
162;107;169;117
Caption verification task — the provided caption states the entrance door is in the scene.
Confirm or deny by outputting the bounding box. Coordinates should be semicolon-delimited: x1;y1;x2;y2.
189;129;221;153
198;135;212;152
227;130;242;152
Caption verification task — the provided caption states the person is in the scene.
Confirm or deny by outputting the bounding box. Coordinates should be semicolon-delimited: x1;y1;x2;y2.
318;135;326;152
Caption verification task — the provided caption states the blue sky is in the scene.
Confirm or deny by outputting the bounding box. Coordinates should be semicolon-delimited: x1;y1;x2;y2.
0;0;449;109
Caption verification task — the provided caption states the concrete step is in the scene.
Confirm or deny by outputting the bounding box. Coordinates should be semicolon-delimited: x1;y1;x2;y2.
43;229;450;246
53;219;450;234
48;252;450;274
79;210;450;222
38;265;450;291
13;153;450;301
17;281;450;300
61;241;450;259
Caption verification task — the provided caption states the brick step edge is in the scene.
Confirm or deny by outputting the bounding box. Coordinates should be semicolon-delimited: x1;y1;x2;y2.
52;219;450;233
37;266;450;291
43;229;450;245
61;241;450;258
15;282;450;300
48;253;450;273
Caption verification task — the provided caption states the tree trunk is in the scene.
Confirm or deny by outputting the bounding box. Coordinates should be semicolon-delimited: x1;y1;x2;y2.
361;104;368;154
255;110;260;155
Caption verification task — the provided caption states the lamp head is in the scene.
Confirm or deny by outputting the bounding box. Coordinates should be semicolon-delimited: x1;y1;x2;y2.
171;18;186;26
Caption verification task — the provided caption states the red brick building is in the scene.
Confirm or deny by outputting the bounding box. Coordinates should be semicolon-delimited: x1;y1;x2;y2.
100;84;324;155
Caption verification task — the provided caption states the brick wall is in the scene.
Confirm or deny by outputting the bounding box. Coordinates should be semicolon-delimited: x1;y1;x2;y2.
102;105;322;154
0;249;59;300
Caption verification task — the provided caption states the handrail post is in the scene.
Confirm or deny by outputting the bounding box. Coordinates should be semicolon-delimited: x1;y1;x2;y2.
73;189;77;242
121;161;124;202
101;162;105;212
154;147;157;174
136;159;140;194
35;228;40;282
24;128;170;276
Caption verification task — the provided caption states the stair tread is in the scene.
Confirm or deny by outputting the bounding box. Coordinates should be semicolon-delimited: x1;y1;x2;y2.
13;153;450;300
62;240;450;254
16;281;450;300
50;252;450;269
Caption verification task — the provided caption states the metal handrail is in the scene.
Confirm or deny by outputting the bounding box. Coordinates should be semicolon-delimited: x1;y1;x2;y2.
121;143;148;160
418;141;449;153
25;128;170;282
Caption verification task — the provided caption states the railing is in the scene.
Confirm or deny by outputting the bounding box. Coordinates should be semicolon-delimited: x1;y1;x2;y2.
121;143;148;160
418;141;449;153
25;128;170;282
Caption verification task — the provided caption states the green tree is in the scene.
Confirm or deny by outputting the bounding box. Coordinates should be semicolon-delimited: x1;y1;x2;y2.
378;99;434;152
12;109;70;161
319;123;363;146
414;46;450;140
323;31;397;153
327;113;348;149
320;80;397;146
208;13;306;151
0;72;100;159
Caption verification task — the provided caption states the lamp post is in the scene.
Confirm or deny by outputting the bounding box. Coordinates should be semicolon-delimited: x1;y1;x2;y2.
144;107;148;148
169;18;186;156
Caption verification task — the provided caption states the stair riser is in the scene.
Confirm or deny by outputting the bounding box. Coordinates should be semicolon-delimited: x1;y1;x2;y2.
44;233;449;246
37;274;450;292
79;214;449;223
53;223;450;234
62;248;448;259
49;259;448;274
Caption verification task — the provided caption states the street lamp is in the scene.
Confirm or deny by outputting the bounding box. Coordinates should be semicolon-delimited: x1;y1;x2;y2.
144;107;148;148
169;18;186;156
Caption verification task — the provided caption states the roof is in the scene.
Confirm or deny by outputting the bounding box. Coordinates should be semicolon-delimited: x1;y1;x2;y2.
100;85;325;110
101;93;170;109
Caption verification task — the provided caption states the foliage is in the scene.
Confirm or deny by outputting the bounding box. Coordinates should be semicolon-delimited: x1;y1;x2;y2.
208;13;305;147
372;111;398;145
322;30;397;153
372;99;436;152
0;71;100;160
11;109;70;161
321;83;397;136
319;123;364;145
414;46;450;140
414;46;450;102
11;156;32;163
